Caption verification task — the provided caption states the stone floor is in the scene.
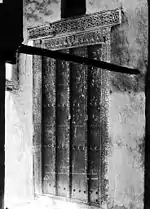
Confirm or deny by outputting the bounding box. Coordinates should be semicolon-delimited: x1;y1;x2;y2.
5;196;84;209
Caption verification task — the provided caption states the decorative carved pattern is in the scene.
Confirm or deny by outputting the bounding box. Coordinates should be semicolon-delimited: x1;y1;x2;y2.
32;39;43;195
43;27;111;50
31;7;122;206
28;8;121;40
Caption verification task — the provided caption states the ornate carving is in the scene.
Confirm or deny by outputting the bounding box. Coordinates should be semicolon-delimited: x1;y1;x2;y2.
28;8;121;40
30;7;122;204
43;27;111;50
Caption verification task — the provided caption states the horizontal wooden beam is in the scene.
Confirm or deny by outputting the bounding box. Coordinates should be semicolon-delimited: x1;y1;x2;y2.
19;44;140;75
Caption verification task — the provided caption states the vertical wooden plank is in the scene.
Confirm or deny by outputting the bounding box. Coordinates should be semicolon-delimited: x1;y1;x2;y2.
70;47;88;203
87;45;102;206
42;54;56;195
87;44;109;205
32;40;42;195
99;43;109;204
55;49;70;197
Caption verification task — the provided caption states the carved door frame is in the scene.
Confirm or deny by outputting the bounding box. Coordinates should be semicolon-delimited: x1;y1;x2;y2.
29;8;121;205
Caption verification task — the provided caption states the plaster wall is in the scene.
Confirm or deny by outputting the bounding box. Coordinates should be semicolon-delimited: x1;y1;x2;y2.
5;44;34;207
106;91;145;209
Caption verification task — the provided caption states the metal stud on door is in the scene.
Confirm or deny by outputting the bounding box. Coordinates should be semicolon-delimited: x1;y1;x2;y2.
70;47;88;202
56;49;70;197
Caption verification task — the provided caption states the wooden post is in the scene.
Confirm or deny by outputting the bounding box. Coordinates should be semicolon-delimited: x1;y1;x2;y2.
0;61;5;209
61;0;86;18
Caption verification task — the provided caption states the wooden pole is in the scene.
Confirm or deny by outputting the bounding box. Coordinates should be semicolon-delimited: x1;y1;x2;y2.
61;0;86;18
19;44;140;75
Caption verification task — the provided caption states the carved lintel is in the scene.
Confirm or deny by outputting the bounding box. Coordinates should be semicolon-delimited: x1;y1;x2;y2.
28;8;121;40
43;27;111;51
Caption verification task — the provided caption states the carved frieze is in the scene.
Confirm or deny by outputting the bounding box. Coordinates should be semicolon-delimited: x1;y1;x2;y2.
28;8;121;41
43;27;111;50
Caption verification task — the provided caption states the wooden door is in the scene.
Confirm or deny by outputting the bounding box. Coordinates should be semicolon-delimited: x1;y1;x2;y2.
41;44;108;207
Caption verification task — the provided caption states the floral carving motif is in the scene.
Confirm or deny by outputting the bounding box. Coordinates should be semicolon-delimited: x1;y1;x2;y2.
43;27;111;50
28;8;121;40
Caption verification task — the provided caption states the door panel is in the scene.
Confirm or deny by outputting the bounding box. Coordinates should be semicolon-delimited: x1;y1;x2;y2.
41;44;108;206
87;45;102;205
42;57;56;195
70;47;88;202
56;50;70;197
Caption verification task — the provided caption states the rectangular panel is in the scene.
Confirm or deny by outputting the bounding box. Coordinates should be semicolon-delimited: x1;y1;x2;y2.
40;44;108;206
87;45;102;206
56;50;70;197
88;127;101;206
42;145;56;194
88;44;109;205
42;56;56;195
70;47;88;202
96;44;109;204
33;40;42;195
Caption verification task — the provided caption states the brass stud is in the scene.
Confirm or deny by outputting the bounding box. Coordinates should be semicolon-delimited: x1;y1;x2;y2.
94;146;97;151
78;145;82;151
79;145;84;151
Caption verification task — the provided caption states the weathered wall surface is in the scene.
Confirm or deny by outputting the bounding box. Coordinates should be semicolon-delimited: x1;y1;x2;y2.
5;49;34;207
5;0;147;208
87;1;147;208
106;92;145;209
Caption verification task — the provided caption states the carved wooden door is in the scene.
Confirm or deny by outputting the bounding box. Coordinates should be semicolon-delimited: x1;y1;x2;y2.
41;45;108;206
31;8;121;207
